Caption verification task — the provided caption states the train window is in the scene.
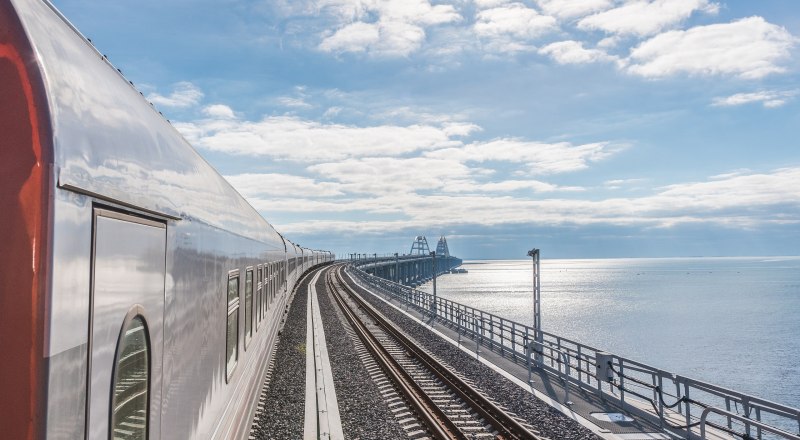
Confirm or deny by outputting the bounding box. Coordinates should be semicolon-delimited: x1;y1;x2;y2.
266;263;272;306
244;269;253;348
257;265;263;329
226;273;239;381
264;264;268;314
266;262;270;314
272;263;275;299
269;262;278;304
266;262;271;312
272;262;276;303
111;315;149;440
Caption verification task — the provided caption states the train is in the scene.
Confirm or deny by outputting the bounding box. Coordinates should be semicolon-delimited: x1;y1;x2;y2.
0;0;334;438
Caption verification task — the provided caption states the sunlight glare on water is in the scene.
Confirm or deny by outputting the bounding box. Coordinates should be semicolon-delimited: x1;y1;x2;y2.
419;257;800;408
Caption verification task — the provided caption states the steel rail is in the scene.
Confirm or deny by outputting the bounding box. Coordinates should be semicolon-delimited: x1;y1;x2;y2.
324;266;461;440
332;265;543;440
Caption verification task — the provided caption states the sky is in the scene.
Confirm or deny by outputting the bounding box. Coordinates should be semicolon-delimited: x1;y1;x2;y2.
50;0;800;259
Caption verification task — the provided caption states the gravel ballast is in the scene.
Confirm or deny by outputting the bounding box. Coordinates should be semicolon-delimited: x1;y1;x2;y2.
344;270;601;440
251;280;309;440
253;267;409;439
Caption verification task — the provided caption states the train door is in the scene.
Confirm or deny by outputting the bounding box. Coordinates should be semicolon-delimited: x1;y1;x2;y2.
87;209;166;440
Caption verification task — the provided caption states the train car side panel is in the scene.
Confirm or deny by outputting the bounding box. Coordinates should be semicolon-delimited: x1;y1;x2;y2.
3;1;335;439
0;2;54;439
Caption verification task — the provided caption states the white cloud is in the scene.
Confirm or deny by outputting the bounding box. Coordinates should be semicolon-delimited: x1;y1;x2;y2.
376;21;429;56
539;40;617;65
176;115;480;162
202;104;235;119
377;0;462;26
426;138;626;175
597;36;621;49
147;82;203;108
604;178;646;189
317;0;461;56
319;21;425;56
308;156;479;195
323;106;343;118
474;4;558;40
271;167;800;234
712;90;797;108
374;106;472;126
626;17;796;79
450;179;585;193
319;21;381;54
577;0;719;37
277;96;314;108
224;173;344;198
534;0;613;20
650;167;800;218
472;3;559;53
474;0;511;10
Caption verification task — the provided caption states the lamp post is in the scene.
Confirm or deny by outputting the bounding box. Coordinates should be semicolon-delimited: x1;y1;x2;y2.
430;251;437;317
527;248;543;365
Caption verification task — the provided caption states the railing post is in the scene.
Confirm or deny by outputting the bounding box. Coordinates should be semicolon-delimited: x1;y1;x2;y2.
657;374;664;429
563;350;573;406
456;310;462;346
512;321;517;357
474;318;481;357
684;382;691;439
526;340;533;383
742;398;752;439
619;360;626;412
489;315;495;350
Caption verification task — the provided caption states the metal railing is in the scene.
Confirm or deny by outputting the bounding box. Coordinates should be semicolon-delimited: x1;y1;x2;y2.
347;266;800;440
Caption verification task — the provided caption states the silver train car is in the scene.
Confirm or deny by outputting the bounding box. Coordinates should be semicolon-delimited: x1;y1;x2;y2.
0;0;334;438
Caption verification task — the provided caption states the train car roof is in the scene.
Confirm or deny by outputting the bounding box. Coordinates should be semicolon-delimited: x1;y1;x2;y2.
16;0;285;245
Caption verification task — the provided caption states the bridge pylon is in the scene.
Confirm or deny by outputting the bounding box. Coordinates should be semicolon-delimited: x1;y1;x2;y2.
410;235;430;255
435;236;450;257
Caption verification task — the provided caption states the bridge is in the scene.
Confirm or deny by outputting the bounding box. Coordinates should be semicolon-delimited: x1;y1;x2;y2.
253;253;800;440
345;236;463;287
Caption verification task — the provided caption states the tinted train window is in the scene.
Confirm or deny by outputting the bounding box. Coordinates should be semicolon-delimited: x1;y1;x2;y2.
271;262;276;303
265;263;271;310
269;263;275;303
273;262;278;301
267;263;275;309
245;269;253;347
257;266;263;328
226;273;239;381
111;316;149;440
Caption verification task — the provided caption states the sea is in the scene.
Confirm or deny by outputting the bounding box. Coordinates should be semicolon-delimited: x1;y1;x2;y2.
417;257;800;410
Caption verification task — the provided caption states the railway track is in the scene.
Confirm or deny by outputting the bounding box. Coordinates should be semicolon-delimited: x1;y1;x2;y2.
325;265;544;440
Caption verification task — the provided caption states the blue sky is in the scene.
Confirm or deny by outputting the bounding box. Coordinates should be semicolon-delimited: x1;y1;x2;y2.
51;0;800;259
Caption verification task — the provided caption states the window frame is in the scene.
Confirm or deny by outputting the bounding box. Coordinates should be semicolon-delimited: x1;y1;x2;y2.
256;264;263;329
268;262;274;305
244;267;254;349
110;308;151;440
226;270;240;382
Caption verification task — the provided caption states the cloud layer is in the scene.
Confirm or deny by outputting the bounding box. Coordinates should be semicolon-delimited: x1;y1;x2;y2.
161;83;799;242
279;0;798;83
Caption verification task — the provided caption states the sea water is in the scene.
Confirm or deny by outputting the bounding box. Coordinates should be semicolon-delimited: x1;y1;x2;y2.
418;257;800;409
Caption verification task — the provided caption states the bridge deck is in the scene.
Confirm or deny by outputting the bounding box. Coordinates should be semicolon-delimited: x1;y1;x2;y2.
249;264;741;439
